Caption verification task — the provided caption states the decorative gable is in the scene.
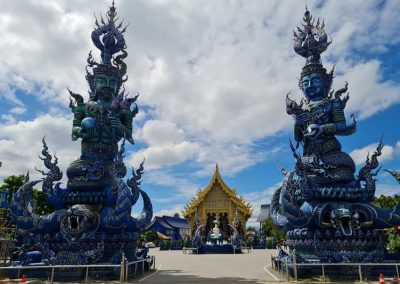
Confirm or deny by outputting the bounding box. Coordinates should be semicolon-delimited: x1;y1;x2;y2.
182;164;252;219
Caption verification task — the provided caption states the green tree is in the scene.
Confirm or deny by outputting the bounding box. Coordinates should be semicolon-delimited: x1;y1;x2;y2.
372;194;400;252
386;229;400;253
263;216;286;242
183;235;191;247
246;226;257;232
372;194;400;209
0;174;53;215
0;174;24;204
32;190;54;215
141;230;159;245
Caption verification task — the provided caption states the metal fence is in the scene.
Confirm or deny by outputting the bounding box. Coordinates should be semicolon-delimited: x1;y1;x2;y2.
271;253;400;282
0;221;16;264
0;255;155;283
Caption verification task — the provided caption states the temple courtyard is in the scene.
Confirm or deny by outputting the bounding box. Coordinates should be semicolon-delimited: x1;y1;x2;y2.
130;249;388;284
136;248;283;283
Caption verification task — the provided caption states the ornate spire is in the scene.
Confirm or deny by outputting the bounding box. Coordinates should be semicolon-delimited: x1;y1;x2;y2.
85;1;129;100
91;1;128;66
293;8;331;67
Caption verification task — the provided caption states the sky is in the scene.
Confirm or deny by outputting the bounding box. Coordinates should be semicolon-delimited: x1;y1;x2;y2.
0;0;399;228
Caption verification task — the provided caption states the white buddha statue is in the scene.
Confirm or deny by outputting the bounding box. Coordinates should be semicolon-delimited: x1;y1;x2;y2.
210;220;222;242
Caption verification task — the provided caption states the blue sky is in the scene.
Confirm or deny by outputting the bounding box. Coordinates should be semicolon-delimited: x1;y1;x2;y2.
0;0;399;227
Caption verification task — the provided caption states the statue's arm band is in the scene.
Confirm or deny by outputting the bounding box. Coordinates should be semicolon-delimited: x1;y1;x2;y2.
322;123;337;135
331;109;346;122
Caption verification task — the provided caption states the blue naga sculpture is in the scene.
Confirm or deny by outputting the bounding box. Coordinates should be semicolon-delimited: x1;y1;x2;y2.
9;2;152;265
271;9;400;264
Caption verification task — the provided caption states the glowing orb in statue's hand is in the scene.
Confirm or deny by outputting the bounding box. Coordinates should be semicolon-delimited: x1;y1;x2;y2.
81;117;96;131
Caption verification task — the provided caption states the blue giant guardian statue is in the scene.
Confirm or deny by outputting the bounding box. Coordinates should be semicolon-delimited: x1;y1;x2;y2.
271;9;400;264
9;2;152;265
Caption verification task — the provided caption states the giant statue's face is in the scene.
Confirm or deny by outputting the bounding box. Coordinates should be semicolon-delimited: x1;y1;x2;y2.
300;72;324;101
95;74;118;101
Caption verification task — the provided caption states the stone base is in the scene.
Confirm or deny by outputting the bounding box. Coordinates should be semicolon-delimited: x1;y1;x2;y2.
13;231;140;266
198;244;240;254
285;228;385;263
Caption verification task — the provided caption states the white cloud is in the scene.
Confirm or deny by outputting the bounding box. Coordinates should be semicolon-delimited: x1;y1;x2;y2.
1;114;16;125
350;142;395;166
244;183;281;229
334;60;400;120
1;0;399;176
130;141;199;170
142;170;199;200
140;120;184;146
0;114;79;183
153;204;186;218
9;107;26;115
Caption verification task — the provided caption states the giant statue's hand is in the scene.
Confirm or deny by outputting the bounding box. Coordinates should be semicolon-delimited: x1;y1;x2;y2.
72;127;86;140
109;116;123;132
304;124;322;140
72;126;94;140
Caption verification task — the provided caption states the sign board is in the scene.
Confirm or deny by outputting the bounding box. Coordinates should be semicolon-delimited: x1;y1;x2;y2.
0;190;9;209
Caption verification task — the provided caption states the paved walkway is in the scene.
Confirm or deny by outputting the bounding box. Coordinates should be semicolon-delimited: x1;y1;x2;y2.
135;248;285;283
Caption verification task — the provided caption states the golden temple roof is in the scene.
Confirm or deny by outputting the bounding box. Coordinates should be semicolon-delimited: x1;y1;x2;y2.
182;164;253;218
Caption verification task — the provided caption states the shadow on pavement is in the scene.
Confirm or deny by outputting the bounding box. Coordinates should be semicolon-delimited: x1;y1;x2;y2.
137;268;285;283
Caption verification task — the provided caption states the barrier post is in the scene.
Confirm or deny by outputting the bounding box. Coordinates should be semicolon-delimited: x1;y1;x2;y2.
285;259;289;281
278;259;281;274
396;264;399;279
85;266;89;282
134;262;137;278
358;265;362;282
120;252;126;283
293;249;298;282
125;261;129;282
50;267;55;284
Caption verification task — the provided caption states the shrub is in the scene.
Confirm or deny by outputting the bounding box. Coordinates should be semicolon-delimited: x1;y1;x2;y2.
246;238;253;247
266;237;273;249
183;236;191;247
164;240;170;250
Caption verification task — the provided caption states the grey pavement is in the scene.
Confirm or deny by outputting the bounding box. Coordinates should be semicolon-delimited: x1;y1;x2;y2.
134;248;285;283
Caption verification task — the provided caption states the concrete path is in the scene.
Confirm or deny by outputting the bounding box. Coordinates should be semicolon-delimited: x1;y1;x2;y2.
135;248;285;283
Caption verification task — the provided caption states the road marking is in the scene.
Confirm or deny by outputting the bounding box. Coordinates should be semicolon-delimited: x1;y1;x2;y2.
263;264;280;281
138;263;162;282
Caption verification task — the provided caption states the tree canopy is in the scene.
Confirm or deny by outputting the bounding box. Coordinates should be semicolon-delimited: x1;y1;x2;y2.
0;174;53;215
372;194;400;209
262;216;286;242
0;174;24;204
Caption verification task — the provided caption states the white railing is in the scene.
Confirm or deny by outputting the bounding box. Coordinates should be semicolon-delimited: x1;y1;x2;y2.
271;252;400;282
0;255;155;283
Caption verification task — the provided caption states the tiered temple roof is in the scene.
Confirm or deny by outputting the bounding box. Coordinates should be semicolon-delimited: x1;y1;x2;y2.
182;164;253;219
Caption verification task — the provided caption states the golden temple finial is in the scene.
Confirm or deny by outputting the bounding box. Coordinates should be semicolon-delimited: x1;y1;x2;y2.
215;163;219;172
